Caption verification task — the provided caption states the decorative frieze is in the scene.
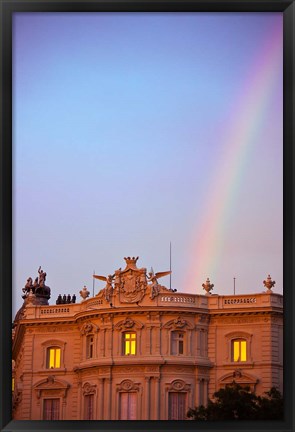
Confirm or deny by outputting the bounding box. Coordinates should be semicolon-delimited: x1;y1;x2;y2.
210;315;271;324
144;366;159;373
173;366;194;373
115;366;145;373
24;325;77;333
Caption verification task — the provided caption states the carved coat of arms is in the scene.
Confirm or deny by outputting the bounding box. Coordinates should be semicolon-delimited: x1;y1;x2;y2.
119;257;147;303
93;257;171;304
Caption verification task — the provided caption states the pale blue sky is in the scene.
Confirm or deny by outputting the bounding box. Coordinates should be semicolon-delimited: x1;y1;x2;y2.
13;12;283;315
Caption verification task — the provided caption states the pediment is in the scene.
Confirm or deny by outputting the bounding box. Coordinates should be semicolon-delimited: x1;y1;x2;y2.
34;376;70;389
219;369;259;389
33;376;70;398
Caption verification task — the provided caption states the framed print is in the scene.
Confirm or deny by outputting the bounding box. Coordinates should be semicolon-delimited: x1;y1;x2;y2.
1;1;294;432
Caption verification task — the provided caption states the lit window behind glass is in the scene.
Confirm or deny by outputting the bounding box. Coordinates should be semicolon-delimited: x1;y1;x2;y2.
233;340;247;362
124;333;136;355
47;347;61;368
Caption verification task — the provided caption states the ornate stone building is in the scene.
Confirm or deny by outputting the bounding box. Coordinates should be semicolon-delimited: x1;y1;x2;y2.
12;257;283;420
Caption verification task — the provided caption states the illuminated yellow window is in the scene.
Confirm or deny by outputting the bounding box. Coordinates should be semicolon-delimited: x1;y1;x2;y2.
12;377;15;392
47;347;61;368
123;332;136;355
232;339;247;362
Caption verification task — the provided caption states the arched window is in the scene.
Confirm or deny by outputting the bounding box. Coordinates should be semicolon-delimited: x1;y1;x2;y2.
46;347;61;369
232;339;247;362
171;331;184;355
123;332;136;355
42;340;66;370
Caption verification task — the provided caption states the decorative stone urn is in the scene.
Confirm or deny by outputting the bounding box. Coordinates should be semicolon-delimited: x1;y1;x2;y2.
263;275;276;293
202;278;214;295
79;285;90;301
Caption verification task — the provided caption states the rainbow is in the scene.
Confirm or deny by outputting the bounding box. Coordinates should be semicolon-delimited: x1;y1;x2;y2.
184;17;282;293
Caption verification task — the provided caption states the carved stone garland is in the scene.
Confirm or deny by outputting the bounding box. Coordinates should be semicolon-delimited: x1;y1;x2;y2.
82;382;97;395
166;379;191;392
116;379;140;392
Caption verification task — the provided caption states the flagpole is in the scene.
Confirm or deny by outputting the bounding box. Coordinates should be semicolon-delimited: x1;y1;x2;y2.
93;270;95;297
169;241;172;290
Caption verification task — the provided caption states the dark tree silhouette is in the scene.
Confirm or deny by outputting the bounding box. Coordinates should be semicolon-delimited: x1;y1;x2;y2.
187;383;283;421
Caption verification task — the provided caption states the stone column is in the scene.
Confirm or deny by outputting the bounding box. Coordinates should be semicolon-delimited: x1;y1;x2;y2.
204;379;209;407
195;378;201;408
196;328;201;356
146;326;151;355
139;329;142;355
155;325;161;355
101;329;106;357
107;328;113;357
155;377;160;420
188;330;192;356
165;329;169;355
106;378;112;419
62;396;67;420
98;378;104;420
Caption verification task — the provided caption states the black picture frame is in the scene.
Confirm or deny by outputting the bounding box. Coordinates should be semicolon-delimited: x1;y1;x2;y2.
1;1;294;431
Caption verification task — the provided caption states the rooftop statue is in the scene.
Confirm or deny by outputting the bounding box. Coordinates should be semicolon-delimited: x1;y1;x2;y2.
22;267;51;305
93;274;114;302
147;268;171;300
38;266;46;287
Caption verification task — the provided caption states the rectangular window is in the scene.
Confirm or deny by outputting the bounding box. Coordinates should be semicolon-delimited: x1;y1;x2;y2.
168;392;186;420
240;340;247;361
47;347;61;368
179;334;184;354
199;330;205;356
86;336;94;359
119;392;137;420
124;333;136;355
233;340;247;362
84;394;94;420
43;398;60;420
171;332;184;355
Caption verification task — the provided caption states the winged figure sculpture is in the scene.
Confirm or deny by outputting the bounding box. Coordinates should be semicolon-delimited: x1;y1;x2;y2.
93;274;114;301
147;268;171;299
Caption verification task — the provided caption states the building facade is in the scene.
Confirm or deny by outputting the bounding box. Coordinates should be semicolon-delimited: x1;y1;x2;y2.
12;257;283;420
